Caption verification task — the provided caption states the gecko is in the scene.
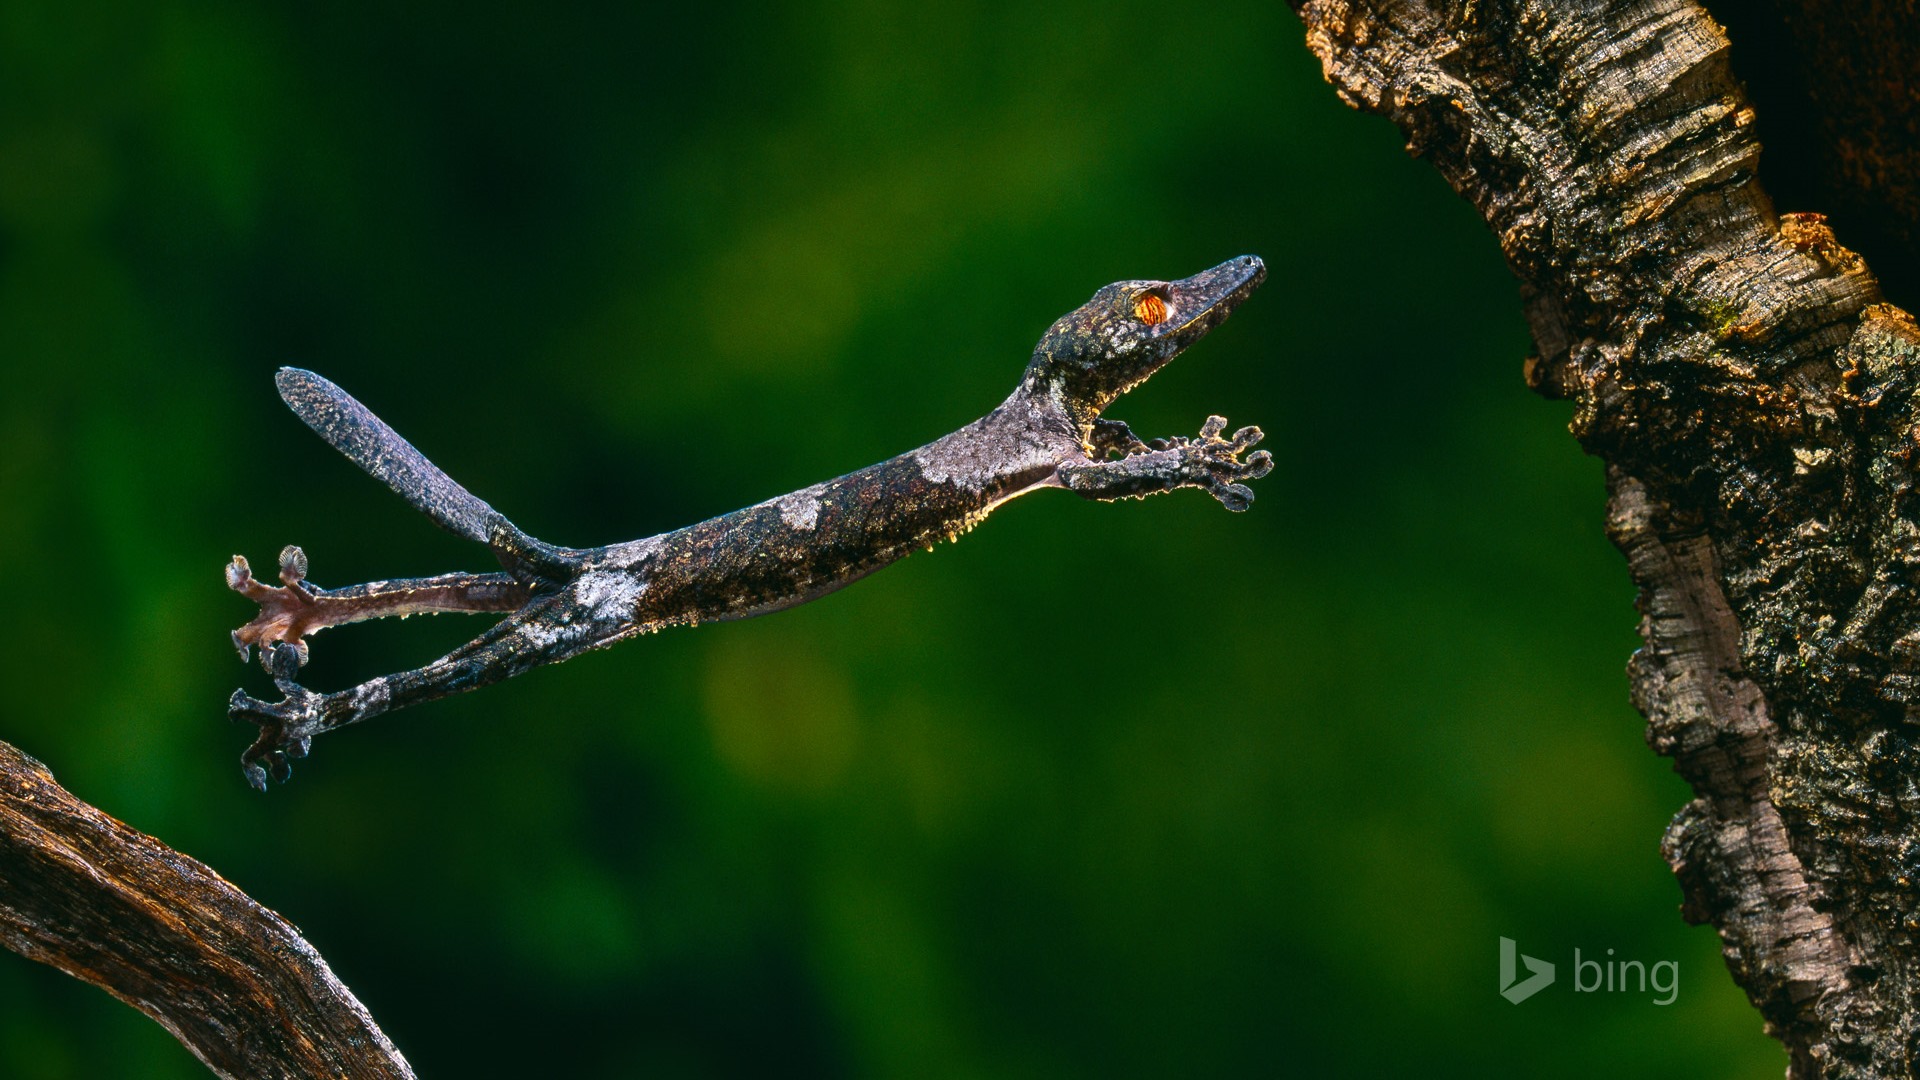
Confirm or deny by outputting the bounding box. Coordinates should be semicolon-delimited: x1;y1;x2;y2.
225;255;1271;790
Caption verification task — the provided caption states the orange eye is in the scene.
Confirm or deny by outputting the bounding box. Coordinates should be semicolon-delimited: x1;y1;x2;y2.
1134;293;1168;326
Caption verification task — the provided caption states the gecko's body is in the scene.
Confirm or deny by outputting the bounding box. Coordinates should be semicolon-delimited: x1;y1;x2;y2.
228;256;1271;789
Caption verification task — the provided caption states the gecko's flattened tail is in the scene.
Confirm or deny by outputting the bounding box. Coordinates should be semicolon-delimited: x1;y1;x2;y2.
275;368;582;585
276;367;505;545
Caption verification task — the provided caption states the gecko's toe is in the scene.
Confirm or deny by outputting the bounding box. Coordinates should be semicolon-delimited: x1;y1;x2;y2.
266;640;306;681
242;760;270;793
225;555;255;592
228;687;265;721
277;544;309;586
1176;416;1270;511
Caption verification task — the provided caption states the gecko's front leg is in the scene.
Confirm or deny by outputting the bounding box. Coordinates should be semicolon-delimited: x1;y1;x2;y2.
1058;416;1273;511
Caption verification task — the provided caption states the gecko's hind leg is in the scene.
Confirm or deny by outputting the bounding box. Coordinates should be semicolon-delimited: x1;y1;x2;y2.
229;576;637;790
228;545;533;671
228;606;539;792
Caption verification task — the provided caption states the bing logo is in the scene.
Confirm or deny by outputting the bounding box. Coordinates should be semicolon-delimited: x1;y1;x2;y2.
1499;937;1678;1005
1499;937;1555;1003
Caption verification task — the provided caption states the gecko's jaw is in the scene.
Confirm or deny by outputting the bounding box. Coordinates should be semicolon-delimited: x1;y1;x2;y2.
1153;255;1266;358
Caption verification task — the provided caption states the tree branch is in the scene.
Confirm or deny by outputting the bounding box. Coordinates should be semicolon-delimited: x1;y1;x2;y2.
1291;1;1920;1073
0;740;413;1079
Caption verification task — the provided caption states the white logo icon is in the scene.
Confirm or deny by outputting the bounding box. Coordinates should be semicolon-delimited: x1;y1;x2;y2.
1499;937;1555;1004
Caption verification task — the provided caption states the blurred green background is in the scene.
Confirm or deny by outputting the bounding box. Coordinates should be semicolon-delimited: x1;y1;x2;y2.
0;0;1783;1076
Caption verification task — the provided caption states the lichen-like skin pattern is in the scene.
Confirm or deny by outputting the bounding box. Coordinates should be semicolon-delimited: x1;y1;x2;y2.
226;256;1270;790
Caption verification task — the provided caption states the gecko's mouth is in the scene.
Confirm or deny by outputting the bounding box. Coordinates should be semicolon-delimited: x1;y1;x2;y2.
1158;255;1267;347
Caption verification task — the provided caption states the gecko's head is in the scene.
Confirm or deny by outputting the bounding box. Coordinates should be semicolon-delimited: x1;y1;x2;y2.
1023;255;1265;426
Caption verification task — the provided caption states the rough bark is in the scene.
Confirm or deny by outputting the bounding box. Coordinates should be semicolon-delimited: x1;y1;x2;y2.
0;740;413;1079
1291;1;1920;1075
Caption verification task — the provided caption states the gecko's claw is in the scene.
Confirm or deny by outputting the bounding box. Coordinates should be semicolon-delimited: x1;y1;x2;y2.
1168;416;1272;512
229;642;328;790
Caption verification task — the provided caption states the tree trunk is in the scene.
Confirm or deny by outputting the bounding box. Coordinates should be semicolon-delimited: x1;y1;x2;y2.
0;740;412;1079
1290;1;1920;1074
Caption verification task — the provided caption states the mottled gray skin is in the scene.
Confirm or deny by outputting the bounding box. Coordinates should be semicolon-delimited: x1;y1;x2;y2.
227;256;1271;789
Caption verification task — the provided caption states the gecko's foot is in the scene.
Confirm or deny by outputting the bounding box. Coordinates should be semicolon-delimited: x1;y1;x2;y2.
227;545;318;671
1160;416;1273;511
228;642;321;791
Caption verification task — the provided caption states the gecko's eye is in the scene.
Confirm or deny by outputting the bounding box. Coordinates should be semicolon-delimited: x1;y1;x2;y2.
1133;292;1168;327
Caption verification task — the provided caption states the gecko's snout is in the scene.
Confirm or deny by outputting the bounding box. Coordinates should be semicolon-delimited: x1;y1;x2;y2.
1160;255;1264;340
